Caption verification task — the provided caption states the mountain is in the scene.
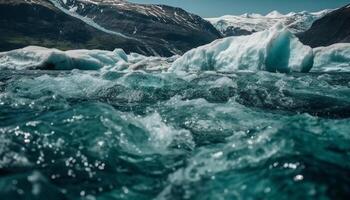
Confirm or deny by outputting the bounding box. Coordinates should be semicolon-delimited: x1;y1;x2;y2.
298;5;350;47
0;0;144;54
0;0;221;56
206;10;331;37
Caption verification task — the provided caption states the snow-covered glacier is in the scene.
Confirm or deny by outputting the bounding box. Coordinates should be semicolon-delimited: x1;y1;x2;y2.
170;23;314;73
206;10;332;36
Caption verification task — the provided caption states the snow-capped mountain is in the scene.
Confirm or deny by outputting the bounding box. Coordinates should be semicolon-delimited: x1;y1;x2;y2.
206;10;332;37
298;4;350;47
0;0;221;56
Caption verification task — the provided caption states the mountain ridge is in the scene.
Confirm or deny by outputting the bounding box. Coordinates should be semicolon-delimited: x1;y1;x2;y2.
206;9;332;37
0;0;221;56
298;4;350;47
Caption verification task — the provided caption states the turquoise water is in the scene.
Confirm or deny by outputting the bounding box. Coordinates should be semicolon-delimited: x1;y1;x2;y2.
0;70;350;199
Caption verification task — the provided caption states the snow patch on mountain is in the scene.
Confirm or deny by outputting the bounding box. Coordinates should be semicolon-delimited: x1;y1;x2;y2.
48;0;136;40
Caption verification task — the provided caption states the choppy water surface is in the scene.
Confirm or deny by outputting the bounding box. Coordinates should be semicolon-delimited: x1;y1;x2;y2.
0;70;350;199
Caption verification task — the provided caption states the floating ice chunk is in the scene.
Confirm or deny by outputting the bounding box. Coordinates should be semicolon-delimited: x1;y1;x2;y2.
0;46;177;71
127;53;179;71
170;23;314;73
312;43;350;72
0;46;128;70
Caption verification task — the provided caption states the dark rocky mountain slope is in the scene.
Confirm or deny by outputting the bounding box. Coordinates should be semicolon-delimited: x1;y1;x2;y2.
298;5;350;47
0;0;221;56
0;0;145;54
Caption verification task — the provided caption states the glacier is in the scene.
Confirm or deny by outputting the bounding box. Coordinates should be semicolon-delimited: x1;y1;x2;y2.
170;23;314;73
206;10;332;36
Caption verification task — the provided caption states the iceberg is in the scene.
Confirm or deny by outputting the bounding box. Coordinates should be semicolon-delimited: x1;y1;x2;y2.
0;46;177;71
312;43;350;72
0;46;129;70
170;23;314;73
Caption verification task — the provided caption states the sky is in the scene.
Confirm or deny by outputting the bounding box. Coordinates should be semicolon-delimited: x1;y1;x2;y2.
128;0;350;17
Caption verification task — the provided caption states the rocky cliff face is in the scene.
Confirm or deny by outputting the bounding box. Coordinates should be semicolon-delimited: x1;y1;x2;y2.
298;5;350;47
0;0;146;54
0;0;221;56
